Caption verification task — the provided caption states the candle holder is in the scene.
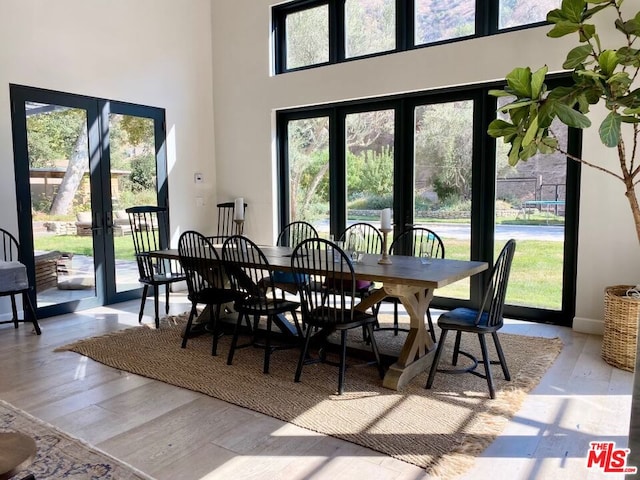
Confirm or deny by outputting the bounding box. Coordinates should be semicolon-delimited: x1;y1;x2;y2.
378;228;392;265
234;219;244;235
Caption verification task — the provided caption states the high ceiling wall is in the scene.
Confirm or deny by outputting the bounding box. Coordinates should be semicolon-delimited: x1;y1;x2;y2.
209;0;640;330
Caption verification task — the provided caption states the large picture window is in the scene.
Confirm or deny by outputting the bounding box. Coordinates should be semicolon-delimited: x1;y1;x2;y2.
274;0;554;74
277;81;580;326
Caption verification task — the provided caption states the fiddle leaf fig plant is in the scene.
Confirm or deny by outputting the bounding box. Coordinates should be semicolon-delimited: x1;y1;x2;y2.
488;0;640;242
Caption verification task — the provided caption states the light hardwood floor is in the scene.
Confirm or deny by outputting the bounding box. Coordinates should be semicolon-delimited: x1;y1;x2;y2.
0;294;633;480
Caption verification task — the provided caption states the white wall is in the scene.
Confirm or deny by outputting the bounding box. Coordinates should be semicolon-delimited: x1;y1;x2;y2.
210;0;640;330
1;0;218;244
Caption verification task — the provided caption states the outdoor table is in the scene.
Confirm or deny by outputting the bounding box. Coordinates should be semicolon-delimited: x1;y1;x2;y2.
150;245;487;390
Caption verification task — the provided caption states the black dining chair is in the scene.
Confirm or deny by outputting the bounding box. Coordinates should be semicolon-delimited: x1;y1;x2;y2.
377;226;445;340
126;206;186;328
426;239;516;399
269;221;319;296
178;231;237;355
291;237;385;395
0;228;40;335
222;235;302;374
211;201;247;242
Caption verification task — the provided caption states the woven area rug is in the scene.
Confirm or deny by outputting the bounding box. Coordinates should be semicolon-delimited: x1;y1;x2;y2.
0;398;153;480
57;314;562;478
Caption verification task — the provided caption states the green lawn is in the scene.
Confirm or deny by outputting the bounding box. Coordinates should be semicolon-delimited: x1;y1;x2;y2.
34;235;137;261
436;238;563;310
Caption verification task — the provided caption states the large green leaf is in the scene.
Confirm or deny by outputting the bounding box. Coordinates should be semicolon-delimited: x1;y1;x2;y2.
506;67;532;98
615;18;640;36
548;21;582;37
547;9;566;24
620;116;640;124
500;99;536;111
617;47;640;67
531;66;548;98
563;45;593;68
555;102;592;128
487;119;517;138
508;137;523;166
519;142;538;161
561;0;587;23
538;100;557;128
599;112;621;147
522;114;540;146
598;50;619;76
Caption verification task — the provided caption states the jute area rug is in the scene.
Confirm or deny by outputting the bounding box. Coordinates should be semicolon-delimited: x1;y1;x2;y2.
0;398;152;480
57;314;562;479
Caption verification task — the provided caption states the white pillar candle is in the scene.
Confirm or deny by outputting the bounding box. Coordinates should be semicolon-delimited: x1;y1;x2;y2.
380;208;391;230
234;198;244;221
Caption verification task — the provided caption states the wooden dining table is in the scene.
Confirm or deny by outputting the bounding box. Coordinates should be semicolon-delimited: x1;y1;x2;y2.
150;245;487;391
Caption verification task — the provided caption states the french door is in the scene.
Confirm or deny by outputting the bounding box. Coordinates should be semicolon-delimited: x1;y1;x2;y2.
10;85;168;318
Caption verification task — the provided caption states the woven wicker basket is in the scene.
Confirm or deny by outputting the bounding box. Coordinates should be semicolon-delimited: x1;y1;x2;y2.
602;285;640;372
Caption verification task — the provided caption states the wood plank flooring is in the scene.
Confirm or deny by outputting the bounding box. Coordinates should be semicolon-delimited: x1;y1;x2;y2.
0;294;633;480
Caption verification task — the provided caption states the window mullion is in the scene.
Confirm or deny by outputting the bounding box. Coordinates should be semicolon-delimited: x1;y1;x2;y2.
332;0;345;62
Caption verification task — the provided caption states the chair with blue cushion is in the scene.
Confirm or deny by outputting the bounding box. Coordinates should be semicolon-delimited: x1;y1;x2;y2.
426;239;516;399
271;221;318;291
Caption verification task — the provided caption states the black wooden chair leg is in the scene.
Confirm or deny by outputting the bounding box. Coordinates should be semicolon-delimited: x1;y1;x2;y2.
10;293;18;328
227;313;244;365
338;330;348;395
138;285;149;323
181;303;198;349
211;303;222;356
264;316;273;374
478;333;495;399
492;332;511;380
426;329;448;389
367;324;385;379
165;285;170;314
295;327;313;383
426;309;436;343
153;287;160;328
452;331;462;366
393;301;399;335
23;292;41;335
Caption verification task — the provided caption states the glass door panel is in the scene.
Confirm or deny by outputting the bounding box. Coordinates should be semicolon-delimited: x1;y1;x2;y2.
345;109;394;230
108;113;158;293
287;117;330;237
495;97;566;310
26;102;98;308
413;100;474;300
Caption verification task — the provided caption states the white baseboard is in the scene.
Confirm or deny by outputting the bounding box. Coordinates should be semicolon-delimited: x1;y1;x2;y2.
573;316;604;336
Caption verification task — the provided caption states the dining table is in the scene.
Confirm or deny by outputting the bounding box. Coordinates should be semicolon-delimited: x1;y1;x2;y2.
149;245;487;391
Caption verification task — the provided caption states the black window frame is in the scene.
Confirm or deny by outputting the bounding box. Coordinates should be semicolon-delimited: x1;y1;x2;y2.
276;75;580;327
273;0;551;74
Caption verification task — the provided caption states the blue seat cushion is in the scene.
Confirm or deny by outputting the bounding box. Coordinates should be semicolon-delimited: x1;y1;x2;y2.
438;307;498;333
272;270;309;285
